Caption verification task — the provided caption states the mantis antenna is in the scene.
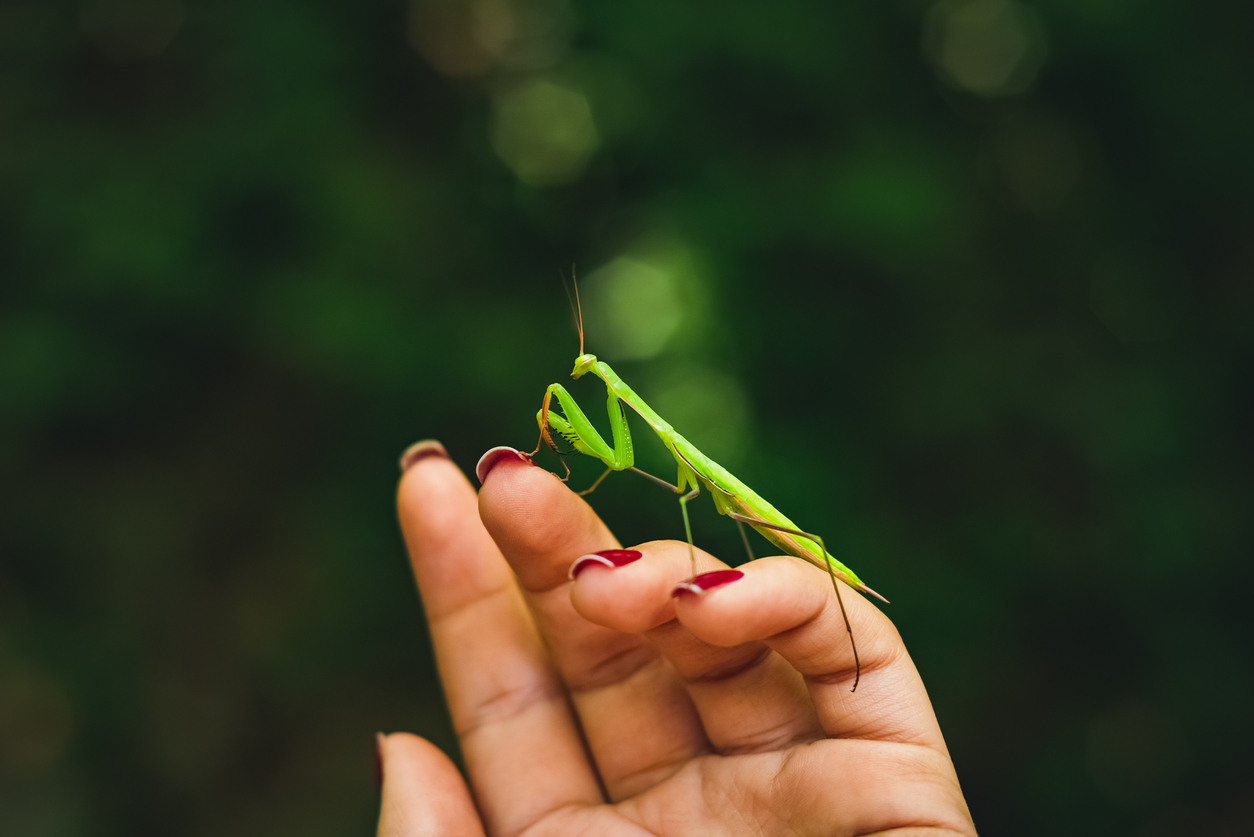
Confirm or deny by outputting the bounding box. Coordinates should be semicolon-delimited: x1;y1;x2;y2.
558;265;585;356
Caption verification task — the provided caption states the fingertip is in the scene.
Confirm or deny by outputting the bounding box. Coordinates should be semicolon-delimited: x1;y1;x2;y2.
377;733;484;837
475;445;538;485
395;444;515;609
569;541;726;635
474;447;564;532
396;446;478;541
398;441;470;505
670;569;744;598
569;549;675;634
400;439;448;473
476;453;618;590
568;549;642;579
670;557;828;647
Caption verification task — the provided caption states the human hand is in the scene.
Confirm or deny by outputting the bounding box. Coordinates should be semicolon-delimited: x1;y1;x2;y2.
379;441;976;836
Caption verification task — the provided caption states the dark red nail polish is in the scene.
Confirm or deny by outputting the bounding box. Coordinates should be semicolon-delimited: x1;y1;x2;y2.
374;732;385;788
569;549;642;579
672;569;744;597
475;445;537;484
400;439;448;472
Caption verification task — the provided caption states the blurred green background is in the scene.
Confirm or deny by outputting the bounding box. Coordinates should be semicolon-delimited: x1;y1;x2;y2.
2;0;1252;834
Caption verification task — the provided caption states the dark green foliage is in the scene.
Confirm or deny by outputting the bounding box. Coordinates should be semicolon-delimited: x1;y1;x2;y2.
1;1;1251;834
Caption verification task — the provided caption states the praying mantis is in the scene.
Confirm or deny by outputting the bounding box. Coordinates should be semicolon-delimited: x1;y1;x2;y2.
533;293;887;692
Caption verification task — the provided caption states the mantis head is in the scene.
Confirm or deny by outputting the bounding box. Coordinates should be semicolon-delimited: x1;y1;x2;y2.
571;353;597;378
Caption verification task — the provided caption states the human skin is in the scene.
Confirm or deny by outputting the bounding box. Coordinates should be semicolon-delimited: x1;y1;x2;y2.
380;440;977;836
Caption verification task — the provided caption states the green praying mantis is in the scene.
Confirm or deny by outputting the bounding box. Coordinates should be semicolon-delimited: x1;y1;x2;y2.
533;290;887;691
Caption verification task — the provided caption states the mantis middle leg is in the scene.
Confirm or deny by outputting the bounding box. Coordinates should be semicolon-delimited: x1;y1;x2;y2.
615;465;703;573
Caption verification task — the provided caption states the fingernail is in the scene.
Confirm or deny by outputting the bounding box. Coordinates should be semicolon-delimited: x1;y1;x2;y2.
672;569;744;597
568;549;642;579
374;732;386;788
475;445;536;484
400;439;448;473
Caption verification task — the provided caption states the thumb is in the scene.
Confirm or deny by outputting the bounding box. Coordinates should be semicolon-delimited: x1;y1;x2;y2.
377;733;485;837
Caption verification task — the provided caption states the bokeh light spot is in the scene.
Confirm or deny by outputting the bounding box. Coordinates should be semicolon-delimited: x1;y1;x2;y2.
924;0;1047;97
490;78;599;186
582;257;685;361
646;364;753;469
985;111;1083;212
408;0;516;77
409;0;571;77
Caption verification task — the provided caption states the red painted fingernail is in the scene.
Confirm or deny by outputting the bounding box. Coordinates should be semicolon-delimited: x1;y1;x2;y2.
569;549;642;579
400;439;448;472
672;569;744;597
374;732;386;789
475;445;537;484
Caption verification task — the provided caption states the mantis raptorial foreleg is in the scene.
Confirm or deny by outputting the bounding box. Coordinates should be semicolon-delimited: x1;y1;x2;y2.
727;512;861;691
547;384;698;570
541;383;634;469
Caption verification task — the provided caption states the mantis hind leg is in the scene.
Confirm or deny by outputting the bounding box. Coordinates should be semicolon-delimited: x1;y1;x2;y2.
727;512;862;693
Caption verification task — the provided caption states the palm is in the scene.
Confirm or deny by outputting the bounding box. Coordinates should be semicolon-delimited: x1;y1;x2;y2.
547;739;968;836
